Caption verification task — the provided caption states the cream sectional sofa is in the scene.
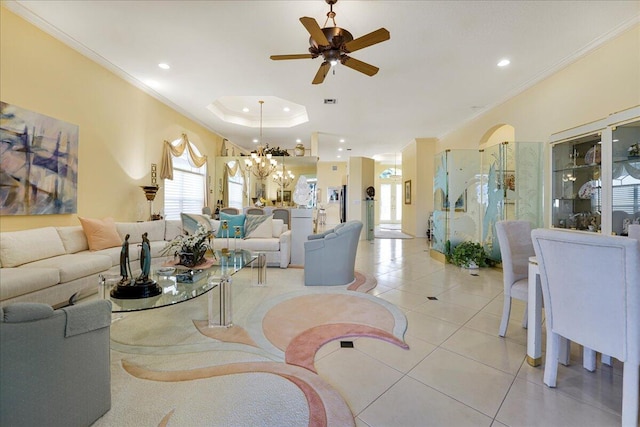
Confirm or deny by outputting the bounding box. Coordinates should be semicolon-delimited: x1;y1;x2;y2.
0;217;291;307
0;220;182;307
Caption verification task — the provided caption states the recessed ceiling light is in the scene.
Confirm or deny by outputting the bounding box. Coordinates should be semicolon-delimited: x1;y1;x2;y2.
296;139;301;143
158;63;170;70
338;148;343;151
252;138;259;143
337;155;342;158
497;59;510;67
283;107;290;112
339;139;345;143
242;107;250;113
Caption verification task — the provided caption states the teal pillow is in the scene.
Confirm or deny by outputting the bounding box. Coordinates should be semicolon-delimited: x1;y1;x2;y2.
217;212;245;238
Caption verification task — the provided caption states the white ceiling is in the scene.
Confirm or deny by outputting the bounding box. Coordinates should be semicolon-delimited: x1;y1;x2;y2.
5;0;639;163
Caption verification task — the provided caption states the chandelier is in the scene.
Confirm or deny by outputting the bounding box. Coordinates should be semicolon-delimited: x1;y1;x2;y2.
244;100;278;180
273;167;295;188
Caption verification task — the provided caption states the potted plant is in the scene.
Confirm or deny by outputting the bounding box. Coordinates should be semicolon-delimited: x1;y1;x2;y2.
448;241;490;268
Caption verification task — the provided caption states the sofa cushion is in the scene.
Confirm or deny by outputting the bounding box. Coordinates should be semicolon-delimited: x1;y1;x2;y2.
217;213;245;238
24;254;112;283
245;215;273;239
0;268;61;301
79;217;122;251
181;213;212;235
0;227;66;267
116;221;166;244
56;226;89;254
165;220;183;241
272;219;284;237
237;237;281;252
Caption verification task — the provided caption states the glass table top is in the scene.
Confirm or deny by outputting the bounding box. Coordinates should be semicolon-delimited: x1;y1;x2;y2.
102;249;255;312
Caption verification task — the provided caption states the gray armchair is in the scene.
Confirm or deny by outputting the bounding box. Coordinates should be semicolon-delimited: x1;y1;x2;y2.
304;220;363;286
0;300;112;427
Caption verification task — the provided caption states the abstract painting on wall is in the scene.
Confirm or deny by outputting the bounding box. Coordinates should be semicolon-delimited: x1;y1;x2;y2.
0;102;78;215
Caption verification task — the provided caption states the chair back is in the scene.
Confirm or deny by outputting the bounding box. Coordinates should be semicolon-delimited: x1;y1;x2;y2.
202;206;212;216
495;220;534;286
246;208;265;215
531;229;640;362
629;224;640;241
220;207;239;215
272;208;290;228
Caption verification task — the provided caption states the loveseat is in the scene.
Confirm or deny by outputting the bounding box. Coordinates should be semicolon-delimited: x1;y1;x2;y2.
204;213;291;268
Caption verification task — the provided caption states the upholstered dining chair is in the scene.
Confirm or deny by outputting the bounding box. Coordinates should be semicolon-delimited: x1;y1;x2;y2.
220;207;240;215
629;224;640;241
532;229;640;427
495;220;534;337
246;207;265;215
272;208;290;229
202;206;212;216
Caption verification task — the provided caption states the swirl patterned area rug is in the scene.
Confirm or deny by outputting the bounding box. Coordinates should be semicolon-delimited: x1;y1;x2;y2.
99;270;408;427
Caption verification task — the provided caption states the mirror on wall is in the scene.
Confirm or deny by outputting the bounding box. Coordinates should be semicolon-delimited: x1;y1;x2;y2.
214;155;318;209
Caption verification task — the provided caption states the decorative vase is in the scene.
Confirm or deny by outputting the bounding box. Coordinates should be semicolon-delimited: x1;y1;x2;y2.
178;251;205;268
294;143;305;157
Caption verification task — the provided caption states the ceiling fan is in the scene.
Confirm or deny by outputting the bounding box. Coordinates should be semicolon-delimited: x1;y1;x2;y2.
270;0;390;84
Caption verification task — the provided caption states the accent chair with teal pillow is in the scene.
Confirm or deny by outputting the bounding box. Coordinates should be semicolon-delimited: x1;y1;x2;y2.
217;212;246;238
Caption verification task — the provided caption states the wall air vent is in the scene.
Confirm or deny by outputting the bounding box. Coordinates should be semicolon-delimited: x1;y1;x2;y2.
324;99;337;104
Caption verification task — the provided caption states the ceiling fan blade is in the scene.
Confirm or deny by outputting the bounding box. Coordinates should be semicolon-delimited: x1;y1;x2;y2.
312;62;331;85
270;54;314;60
300;16;330;46
341;56;379;76
344;28;390;53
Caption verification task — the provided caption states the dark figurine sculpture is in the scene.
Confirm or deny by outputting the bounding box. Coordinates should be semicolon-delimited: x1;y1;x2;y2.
138;232;151;282
119;234;132;284
111;231;161;299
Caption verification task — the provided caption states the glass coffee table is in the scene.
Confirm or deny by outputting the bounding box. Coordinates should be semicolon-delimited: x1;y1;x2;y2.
98;249;255;327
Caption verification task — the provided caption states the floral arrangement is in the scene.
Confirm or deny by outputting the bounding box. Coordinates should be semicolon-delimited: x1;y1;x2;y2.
161;224;212;267
628;143;640;158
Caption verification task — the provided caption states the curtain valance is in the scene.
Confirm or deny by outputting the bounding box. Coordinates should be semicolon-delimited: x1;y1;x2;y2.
159;133;207;180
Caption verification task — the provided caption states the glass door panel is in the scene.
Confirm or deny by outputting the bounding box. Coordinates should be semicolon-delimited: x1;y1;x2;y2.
379;182;401;223
380;184;391;221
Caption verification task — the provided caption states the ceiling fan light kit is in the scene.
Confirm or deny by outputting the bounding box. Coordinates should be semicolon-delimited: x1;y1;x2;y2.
270;0;390;84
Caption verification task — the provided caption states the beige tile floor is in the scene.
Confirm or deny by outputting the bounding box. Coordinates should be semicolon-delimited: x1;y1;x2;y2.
312;236;627;427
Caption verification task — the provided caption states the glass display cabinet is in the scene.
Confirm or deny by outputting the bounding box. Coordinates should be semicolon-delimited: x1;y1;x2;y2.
549;106;640;236
551;133;602;232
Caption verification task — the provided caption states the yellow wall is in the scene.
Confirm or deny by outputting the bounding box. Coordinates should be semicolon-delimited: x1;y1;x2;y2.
435;24;639;228
0;8;224;231
346;156;375;239
400;138;436;237
438;25;639;151
316;161;347;225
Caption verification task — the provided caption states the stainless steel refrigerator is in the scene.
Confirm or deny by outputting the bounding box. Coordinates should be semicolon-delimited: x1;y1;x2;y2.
339;184;347;223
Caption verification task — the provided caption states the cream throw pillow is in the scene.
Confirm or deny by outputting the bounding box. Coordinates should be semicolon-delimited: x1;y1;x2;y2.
79;217;122;251
244;214;273;239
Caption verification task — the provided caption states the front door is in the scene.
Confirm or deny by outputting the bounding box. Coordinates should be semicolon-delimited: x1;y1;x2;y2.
379;182;402;224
